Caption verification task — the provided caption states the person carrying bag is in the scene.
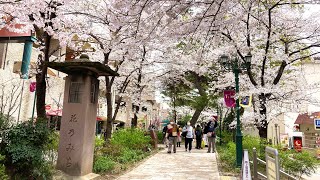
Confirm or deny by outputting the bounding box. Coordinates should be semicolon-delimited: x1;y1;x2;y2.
205;117;218;153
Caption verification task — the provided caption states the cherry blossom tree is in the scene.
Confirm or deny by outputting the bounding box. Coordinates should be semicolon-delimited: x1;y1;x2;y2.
177;0;320;138
0;0;80;119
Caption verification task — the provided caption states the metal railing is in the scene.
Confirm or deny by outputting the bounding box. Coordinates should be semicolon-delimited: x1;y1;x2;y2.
251;148;296;180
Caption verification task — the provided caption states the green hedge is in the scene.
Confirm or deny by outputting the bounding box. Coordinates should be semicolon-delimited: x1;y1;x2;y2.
93;128;153;174
217;135;319;178
110;128;151;150
1;119;56;179
93;156;115;173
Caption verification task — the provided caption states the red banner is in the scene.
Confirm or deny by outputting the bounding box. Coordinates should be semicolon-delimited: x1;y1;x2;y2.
29;82;36;92
224;90;236;107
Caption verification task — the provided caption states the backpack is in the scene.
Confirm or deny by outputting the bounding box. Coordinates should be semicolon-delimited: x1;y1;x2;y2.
207;121;215;132
196;130;201;137
181;131;187;138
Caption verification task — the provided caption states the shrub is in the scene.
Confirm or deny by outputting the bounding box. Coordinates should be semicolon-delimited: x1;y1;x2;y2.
279;150;319;179
242;135;265;159
94;136;105;157
0;155;8;180
218;141;237;170
110;128;151;151
101;143;123;158
117;148;145;163
156;130;164;143
219;130;234;144
1;119;54;179
93;156;115;173
0;113;10;131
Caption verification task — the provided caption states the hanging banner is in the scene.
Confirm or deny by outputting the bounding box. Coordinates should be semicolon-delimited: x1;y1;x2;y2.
240;96;252;108
29;82;36;92
223;90;236;107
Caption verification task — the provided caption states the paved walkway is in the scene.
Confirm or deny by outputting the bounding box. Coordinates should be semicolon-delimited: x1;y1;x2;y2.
302;166;320;180
117;145;220;180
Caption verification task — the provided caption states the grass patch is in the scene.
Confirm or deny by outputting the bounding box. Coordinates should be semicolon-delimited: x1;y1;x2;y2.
93;128;156;176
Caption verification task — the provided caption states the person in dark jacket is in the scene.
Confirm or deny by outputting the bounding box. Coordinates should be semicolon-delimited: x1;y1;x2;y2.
205;117;218;153
162;125;168;147
195;125;203;149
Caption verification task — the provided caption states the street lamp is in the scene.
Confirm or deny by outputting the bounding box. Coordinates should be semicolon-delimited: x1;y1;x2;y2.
219;53;252;167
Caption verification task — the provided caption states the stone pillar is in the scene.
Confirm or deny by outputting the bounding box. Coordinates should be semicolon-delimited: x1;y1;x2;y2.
57;74;99;176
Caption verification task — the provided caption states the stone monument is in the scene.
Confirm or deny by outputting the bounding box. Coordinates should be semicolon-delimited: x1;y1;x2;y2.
47;56;118;179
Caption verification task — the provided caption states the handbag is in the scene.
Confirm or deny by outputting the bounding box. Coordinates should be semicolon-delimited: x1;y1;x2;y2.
201;140;205;148
172;132;177;136
207;132;215;137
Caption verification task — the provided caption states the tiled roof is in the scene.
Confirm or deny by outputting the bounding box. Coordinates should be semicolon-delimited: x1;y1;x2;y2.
294;112;320;124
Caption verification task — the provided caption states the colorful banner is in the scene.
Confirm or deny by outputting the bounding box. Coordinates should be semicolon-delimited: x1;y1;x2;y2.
240;96;252;108
29;82;36;92
224;90;236;107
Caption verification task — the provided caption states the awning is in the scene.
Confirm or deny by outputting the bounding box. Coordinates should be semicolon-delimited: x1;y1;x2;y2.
46;109;62;116
161;119;170;124
97;116;107;121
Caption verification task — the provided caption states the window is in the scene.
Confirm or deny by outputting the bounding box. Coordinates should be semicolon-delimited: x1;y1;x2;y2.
69;82;83;103
90;78;98;103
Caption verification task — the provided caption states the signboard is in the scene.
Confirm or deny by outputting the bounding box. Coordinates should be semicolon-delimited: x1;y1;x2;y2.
315;119;320;130
293;136;302;152
223;90;235;107
265;147;280;180
266;157;277;180
241;150;251;180
240;96;252;108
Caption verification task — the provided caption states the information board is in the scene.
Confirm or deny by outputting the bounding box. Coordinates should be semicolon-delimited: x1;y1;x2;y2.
315;119;320;130
265;147;280;180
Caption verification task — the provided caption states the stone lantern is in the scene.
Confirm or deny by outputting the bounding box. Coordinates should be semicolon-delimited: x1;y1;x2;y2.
47;55;118;179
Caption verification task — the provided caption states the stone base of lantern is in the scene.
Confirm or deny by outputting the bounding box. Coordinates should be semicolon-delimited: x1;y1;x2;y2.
53;171;100;180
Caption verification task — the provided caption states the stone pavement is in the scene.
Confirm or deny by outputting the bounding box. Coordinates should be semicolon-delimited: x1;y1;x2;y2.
116;145;220;180
302;166;320;180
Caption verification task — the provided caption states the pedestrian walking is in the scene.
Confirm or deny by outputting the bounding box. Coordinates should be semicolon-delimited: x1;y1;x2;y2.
166;120;179;153
162;124;168;147
205;117;218;153
182;122;194;153
177;126;182;147
195;125;203;149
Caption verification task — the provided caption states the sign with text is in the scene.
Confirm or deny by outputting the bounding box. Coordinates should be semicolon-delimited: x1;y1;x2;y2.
223;90;236;107
267;157;277;180
241;150;251;180
293;136;302;152
315;119;320;130
265;147;280;180
240;95;252;108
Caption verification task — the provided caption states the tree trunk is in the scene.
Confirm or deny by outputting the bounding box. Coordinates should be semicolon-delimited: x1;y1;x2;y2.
35;73;46;119
132;113;138;127
258;93;268;139
36;33;51;119
104;76;113;141
190;105;205;126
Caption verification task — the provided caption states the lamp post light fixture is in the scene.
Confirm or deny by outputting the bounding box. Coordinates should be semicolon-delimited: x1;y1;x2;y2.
219;53;252;167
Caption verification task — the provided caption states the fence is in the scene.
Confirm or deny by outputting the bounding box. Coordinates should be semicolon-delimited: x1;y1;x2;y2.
251;147;296;180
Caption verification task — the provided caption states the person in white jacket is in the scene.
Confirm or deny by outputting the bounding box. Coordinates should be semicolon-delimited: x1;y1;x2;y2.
182;122;195;153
